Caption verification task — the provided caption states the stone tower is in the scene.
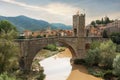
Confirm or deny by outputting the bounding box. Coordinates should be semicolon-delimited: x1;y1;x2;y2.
73;11;85;37
73;11;86;59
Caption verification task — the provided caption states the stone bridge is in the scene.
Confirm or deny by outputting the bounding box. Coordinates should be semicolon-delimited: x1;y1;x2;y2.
16;12;108;72
16;37;107;71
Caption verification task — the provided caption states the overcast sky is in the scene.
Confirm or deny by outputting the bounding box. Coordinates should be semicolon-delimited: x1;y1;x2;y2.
0;0;120;25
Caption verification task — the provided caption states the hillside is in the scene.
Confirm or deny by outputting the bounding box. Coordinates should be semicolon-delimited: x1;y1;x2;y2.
0;15;72;32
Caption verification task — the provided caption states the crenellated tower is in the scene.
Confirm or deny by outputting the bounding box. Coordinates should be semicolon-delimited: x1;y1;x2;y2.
73;11;85;37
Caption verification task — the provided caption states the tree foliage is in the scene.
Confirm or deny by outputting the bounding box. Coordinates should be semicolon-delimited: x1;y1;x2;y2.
44;44;57;51
0;36;19;73
0;20;17;33
102;30;108;38
110;32;120;44
85;40;116;69
0;21;19;73
99;40;116;69
0;72;16;80
85;41;101;66
90;16;114;27
113;55;120;76
85;48;100;66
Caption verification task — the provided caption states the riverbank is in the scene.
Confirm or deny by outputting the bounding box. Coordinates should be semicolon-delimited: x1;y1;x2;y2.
55;48;102;80
67;64;102;80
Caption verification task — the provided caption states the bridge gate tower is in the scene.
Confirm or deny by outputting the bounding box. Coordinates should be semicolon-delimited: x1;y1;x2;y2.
73;11;86;58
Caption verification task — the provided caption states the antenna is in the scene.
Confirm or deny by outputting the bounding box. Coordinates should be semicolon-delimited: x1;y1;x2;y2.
83;9;85;14
76;10;80;15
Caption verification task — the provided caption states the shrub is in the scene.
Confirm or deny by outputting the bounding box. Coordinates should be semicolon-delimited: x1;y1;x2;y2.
113;54;120;77
99;40;116;69
88;68;104;77
36;35;42;38
116;45;120;52
36;70;46;80
0;72;16;80
85;48;100;66
74;59;86;65
44;44;57;51
110;32;120;44
102;30;108;38
90;41;100;50
17;36;25;39
103;70;113;80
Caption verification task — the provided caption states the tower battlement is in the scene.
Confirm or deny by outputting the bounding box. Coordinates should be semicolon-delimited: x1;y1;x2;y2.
73;12;85;37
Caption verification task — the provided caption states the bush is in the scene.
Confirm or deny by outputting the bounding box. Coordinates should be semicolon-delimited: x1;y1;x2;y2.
44;44;57;51
17;36;25;39
116;45;120;52
113;54;120;77
85;48;100;66
36;70;46;80
88;68;104;77
90;41;100;50
99;40;116;69
74;59;86;65
103;70;113;80
110;32;120;44
36;35;42;38
102;30;108;38
0;72;16;80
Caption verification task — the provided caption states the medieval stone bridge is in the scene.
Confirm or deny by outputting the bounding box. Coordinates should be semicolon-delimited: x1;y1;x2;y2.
16;12;108;72
16;37;106;71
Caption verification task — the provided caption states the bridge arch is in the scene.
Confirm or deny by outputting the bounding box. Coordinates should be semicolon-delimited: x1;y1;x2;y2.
18;38;77;72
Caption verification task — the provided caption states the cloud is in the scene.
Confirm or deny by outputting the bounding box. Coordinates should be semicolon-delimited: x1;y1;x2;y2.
43;3;80;16
1;0;82;16
1;0;44;10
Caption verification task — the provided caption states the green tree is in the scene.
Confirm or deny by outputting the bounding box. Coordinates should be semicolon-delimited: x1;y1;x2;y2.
44;44;57;51
101;18;104;24
0;20;17;33
0;38;19;73
36;35;42;38
99;40;116;69
85;48;100;66
104;16;110;25
0;72;16;80
102;30;108;38
116;45;120;52
96;20;101;24
91;21;96;27
90;41;100;50
110;32;120;44
113;54;120;77
0;21;19;73
85;41;101;66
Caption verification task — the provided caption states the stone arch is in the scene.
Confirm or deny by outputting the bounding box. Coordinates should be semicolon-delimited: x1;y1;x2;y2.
24;39;77;72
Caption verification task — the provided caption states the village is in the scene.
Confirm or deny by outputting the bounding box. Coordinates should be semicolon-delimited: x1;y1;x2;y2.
20;19;120;39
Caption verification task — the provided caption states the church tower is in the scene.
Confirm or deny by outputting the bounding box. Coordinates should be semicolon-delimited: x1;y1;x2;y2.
73;11;85;37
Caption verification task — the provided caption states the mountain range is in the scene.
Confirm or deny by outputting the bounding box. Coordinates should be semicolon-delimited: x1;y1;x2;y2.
0;15;72;32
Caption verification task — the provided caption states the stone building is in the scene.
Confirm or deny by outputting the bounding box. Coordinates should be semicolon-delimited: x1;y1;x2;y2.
105;20;120;35
72;11;86;56
23;30;32;38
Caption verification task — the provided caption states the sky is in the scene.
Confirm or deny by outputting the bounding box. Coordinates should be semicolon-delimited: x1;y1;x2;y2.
0;0;120;25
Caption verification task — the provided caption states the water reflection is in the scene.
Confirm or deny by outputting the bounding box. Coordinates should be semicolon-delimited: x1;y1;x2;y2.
39;55;72;80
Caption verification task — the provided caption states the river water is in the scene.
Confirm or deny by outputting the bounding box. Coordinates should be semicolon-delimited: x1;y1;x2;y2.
40;56;71;80
39;48;102;80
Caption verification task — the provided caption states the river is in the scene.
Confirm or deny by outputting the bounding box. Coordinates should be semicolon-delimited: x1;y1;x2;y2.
39;48;102;80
